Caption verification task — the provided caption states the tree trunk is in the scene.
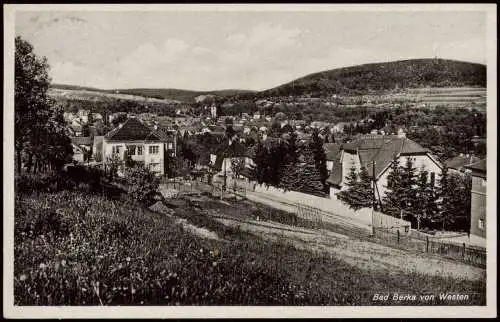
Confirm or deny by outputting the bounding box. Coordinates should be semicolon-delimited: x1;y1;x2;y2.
27;154;33;173
16;149;22;173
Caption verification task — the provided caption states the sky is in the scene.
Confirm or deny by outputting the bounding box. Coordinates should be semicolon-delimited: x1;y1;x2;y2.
15;9;487;91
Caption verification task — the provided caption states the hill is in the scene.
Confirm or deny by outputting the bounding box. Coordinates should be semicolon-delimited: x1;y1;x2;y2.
259;59;486;98
106;88;257;103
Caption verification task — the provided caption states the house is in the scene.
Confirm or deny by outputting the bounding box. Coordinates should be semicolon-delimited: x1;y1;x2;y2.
323;143;342;173
77;109;90;124
444;154;480;174
72;143;85;163
328;132;443;200
465;159;486;239
210;104;217;118
212;141;255;179
69;123;83;137
101;118;176;176
71;136;93;151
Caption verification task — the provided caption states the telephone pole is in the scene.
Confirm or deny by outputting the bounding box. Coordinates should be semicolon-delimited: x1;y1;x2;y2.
371;161;376;236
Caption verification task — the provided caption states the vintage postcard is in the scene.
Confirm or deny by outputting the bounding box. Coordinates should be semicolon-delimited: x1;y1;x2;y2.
3;3;497;319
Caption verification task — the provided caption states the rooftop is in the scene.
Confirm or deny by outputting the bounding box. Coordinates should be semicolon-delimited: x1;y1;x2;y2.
104;118;163;142
465;158;487;177
342;135;432;178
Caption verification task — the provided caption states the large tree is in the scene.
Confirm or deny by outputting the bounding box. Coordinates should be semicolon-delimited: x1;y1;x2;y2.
337;164;374;210
280;144;325;197
414;169;440;230
15;36;73;173
382;159;405;219
309;129;329;193
437;166;472;231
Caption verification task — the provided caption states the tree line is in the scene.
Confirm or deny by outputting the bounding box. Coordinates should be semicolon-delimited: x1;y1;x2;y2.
249;130;328;197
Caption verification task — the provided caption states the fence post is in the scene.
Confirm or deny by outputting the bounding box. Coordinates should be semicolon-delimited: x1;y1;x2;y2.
426;236;429;253
397;229;400;243
462;243;466;260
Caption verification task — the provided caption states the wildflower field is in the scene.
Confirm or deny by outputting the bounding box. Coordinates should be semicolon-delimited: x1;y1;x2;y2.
14;177;486;305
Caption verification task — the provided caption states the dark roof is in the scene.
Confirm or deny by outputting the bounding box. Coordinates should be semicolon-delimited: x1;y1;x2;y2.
104;118;162;142
152;126;176;142
71;136;93;146
323;143;342;161
445;155;481;170
327;159;343;187
465;159;486;178
341;135;432;178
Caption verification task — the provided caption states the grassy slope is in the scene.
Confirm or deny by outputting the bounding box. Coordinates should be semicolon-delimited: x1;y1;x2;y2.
14;188;486;305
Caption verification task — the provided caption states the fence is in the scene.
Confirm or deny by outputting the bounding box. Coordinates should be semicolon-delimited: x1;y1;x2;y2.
374;227;486;268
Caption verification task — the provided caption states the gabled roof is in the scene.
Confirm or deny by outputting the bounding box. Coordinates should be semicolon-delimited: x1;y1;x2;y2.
327;159;343;187
341;135;434;178
104;118;163;142
323;143;342;161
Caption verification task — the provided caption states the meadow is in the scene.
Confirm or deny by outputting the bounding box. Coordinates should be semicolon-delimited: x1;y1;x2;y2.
13;174;486;306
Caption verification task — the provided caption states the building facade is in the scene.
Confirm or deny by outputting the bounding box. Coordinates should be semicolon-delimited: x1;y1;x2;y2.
465;159;487;238
102;118;176;176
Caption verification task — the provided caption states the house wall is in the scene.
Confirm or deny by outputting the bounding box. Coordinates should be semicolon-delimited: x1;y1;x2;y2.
103;140;165;176
326;160;334;172
470;175;486;238
73;151;84;163
376;154;442;201
340;151;361;189
145;142;165;175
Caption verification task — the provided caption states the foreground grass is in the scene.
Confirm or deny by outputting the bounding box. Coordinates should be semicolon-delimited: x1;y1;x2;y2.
14;189;486;305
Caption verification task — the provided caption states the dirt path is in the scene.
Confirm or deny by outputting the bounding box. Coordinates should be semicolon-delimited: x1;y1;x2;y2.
207;211;485;281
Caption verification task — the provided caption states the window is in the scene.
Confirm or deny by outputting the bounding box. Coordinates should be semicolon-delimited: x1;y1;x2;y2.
430;172;436;186
481;179;486;187
149;145;159;154
112;146;121;155
478;219;485;230
137;146;143;155
167;142;173;150
127;145;136;155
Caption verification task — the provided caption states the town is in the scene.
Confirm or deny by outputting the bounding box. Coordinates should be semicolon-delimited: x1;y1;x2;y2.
11;7;490;311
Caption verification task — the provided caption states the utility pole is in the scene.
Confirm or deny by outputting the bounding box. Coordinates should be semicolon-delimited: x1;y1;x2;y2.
371;161;376;236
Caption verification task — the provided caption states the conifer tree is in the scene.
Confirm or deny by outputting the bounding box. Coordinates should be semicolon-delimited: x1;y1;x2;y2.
382;158;405;218
399;157;418;224
309;129;329;192
415;169;439;230
280;144;325;197
249;140;268;184
337;164;374;210
437;166;472;231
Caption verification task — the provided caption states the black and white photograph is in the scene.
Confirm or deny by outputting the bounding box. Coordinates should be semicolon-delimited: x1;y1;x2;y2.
3;3;497;319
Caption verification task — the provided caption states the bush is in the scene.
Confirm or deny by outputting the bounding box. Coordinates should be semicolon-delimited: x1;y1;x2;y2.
124;165;160;205
15;166;106;195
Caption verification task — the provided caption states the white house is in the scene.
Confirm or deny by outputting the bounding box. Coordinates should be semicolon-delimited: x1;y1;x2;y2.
102;118;176;176
328;133;443;201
